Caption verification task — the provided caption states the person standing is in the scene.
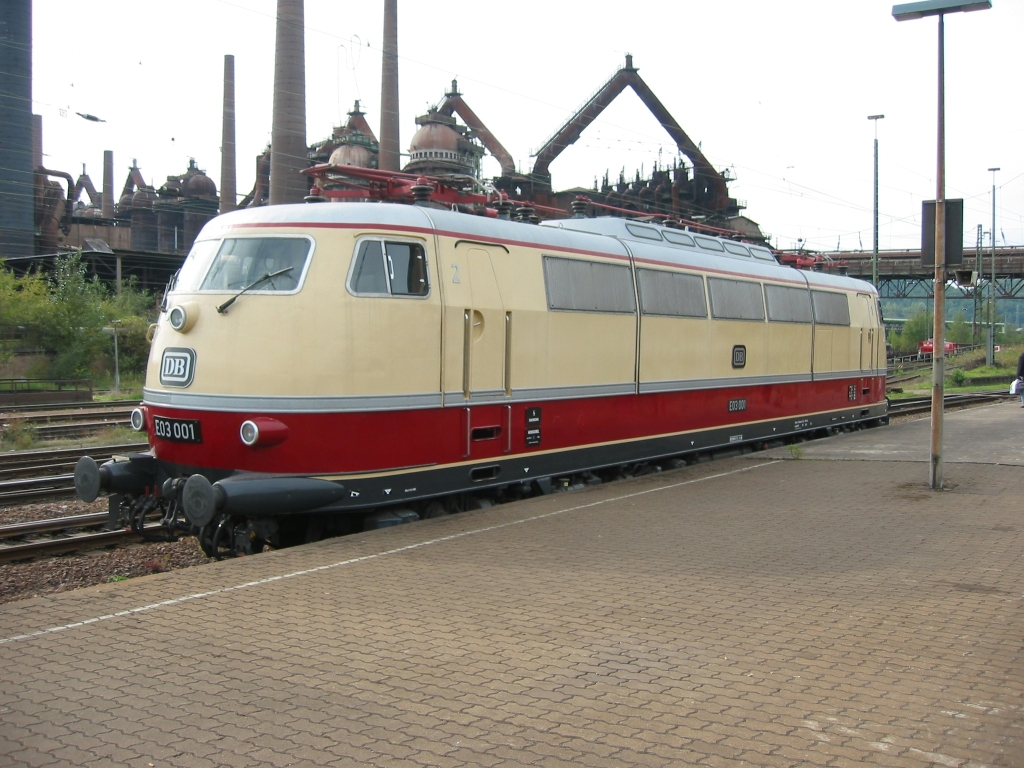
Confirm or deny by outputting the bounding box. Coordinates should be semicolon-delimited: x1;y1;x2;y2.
1017;351;1024;406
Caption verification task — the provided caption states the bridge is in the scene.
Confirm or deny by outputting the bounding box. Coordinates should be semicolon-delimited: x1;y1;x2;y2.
798;245;1024;300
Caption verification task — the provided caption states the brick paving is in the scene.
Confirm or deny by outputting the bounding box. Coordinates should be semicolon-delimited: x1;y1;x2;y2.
0;404;1021;767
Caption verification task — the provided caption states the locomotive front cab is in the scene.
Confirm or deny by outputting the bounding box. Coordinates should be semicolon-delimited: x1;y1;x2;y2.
74;204;445;555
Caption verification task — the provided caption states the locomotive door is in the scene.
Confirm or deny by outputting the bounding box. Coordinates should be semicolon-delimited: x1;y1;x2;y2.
856;293;876;372
441;244;507;402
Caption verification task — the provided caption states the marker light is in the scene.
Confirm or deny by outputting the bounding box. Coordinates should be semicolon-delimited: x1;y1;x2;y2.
130;408;147;432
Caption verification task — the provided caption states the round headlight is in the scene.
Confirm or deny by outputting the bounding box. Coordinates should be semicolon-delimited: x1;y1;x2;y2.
168;305;187;331
240;420;259;446
129;408;146;432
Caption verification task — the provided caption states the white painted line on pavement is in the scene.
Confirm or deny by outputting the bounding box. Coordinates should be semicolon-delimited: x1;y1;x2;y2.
0;460;781;646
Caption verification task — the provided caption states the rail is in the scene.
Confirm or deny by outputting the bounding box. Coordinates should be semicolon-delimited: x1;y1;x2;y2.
0;529;135;563
0;443;148;503
887;392;1011;417
1;400;140;442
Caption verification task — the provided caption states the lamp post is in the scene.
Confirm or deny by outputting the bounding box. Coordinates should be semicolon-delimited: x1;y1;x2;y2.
986;166;999;365
892;0;992;490
868;115;885;287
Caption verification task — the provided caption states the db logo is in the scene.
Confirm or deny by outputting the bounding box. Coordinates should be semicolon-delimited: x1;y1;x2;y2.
160;347;196;387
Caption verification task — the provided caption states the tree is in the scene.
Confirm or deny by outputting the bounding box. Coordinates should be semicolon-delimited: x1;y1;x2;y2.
0;267;49;365
947;310;971;345
101;278;157;375
39;253;109;378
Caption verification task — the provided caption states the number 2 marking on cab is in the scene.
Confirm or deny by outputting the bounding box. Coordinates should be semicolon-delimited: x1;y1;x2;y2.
451;263;461;283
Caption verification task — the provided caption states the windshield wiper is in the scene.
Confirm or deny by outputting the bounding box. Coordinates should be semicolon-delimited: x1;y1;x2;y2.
216;267;293;314
160;269;180;312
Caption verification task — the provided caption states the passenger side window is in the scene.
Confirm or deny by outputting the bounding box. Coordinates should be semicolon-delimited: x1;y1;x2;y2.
385;242;428;296
349;239;429;297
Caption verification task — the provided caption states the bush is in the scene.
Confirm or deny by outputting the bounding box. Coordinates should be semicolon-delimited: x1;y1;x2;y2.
1;255;158;382
39;253;109;379
112;315;152;375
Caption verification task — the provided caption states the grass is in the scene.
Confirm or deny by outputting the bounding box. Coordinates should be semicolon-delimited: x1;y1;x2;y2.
886;344;1023;397
40;425;145;450
0;421;38;450
1;425;146;453
93;388;143;402
92;372;145;402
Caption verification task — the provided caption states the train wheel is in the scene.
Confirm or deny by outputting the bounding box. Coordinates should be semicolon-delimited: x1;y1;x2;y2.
422;501;448;519
198;515;238;560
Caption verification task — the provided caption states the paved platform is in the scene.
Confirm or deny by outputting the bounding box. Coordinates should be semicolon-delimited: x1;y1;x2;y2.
0;404;1021;768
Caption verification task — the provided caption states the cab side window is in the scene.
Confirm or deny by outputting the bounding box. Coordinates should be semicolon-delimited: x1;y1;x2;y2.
349;239;429;297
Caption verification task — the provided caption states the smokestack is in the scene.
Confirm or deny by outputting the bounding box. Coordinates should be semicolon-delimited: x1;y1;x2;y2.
378;0;400;172
221;54;237;213
269;0;307;205
0;0;34;257
102;150;114;219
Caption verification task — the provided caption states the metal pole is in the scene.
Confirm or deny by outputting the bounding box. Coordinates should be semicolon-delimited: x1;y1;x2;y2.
868;114;885;289
113;324;120;393
988;167;999;364
873;134;879;287
930;13;946;490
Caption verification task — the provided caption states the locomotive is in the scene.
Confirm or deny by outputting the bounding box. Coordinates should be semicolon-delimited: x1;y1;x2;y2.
74;200;887;557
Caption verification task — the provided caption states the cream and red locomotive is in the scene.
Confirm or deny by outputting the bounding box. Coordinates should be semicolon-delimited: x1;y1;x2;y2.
74;200;887;555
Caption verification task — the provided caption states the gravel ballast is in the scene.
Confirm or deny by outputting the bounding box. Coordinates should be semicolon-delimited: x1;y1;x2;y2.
0;497;211;605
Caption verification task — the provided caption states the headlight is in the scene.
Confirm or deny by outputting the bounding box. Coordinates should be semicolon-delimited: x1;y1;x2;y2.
168;306;187;330
167;301;199;333
130;408;147;432
240;420;259;446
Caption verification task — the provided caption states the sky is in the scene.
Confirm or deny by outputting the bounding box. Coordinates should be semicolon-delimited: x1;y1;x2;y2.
29;0;1024;254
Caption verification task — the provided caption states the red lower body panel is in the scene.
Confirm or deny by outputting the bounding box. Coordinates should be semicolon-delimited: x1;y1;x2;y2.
145;376;886;476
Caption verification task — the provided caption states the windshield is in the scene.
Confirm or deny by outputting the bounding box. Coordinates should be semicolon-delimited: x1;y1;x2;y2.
199;237;312;292
173;239;220;293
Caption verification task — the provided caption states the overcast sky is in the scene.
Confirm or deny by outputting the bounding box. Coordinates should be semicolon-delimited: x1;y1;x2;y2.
30;0;1023;253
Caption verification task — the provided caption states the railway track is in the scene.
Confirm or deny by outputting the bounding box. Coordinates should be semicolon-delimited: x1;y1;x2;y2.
0;399;139;440
0;512;136;563
887;392;1012;417
0;443;148;505
0;391;1011;562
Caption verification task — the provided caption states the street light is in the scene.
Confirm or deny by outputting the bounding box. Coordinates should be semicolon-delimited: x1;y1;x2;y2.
868;115;885;287
892;0;992;490
986;166;999;366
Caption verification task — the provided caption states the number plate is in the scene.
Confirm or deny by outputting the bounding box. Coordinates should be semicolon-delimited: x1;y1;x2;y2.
153;416;203;444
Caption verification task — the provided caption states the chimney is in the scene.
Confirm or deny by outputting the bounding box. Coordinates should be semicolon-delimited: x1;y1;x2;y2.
102;150;114;219
0;0;34;257
269;0;307;205
378;0;400;172
221;54;237;213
